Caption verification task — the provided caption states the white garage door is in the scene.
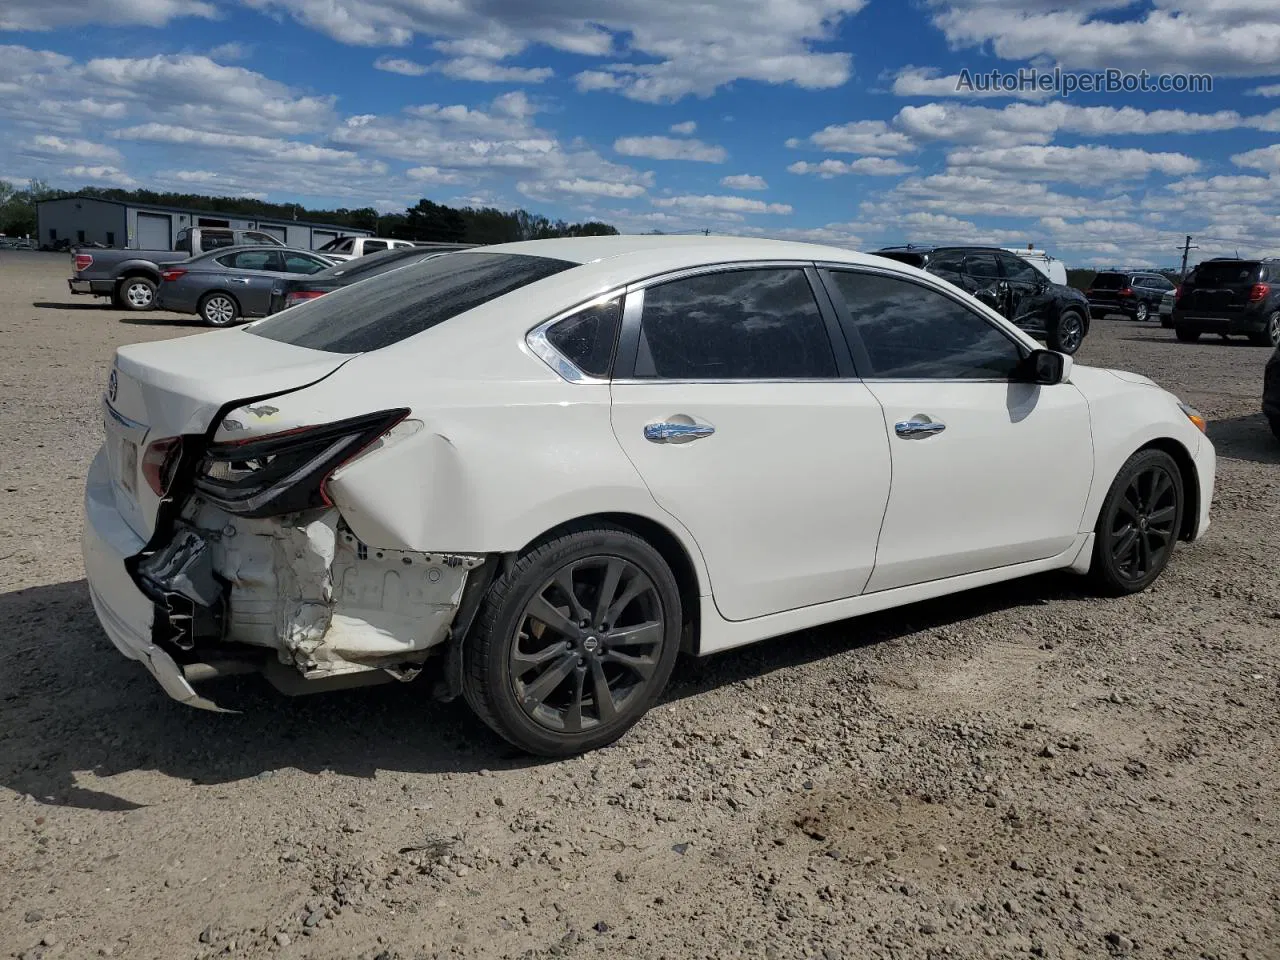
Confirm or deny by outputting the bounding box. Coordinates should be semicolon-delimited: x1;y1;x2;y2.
136;213;172;250
311;230;337;250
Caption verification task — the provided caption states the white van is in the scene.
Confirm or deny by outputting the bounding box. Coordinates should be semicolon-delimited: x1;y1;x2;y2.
1004;247;1068;286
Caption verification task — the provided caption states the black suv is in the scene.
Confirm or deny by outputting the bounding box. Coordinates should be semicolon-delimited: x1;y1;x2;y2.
872;245;1090;354
1086;270;1175;323
1172;258;1280;347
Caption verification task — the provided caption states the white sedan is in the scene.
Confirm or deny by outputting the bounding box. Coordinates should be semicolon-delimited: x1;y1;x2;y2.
83;236;1215;756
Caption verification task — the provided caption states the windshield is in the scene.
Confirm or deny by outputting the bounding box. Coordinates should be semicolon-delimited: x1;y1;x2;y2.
1188;261;1261;287
249;252;578;353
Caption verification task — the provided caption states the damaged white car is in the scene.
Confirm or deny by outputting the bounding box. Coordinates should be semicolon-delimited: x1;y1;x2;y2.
84;236;1215;756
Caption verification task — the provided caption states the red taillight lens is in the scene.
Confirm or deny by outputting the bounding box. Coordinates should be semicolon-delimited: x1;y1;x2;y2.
142;437;182;496
1249;283;1271;302
74;254;94;272
160;268;187;282
1118;287;1133;297
1173;285;1181;299
285;290;327;307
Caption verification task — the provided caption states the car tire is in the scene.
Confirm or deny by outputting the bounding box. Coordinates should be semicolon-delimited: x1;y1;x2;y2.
115;276;156;312
1049;310;1085;354
1174;327;1200;343
1135;302;1149;322
1090;448;1184;596
1247;311;1280;347
199;292;240;327
462;525;683;757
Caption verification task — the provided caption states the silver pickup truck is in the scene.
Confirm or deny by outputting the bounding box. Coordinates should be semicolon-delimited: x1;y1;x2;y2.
68;227;286;311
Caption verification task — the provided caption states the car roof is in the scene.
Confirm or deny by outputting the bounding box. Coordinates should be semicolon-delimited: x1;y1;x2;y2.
873;244;1011;255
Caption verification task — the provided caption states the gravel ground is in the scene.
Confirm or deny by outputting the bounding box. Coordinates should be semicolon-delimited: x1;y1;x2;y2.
1;250;1278;960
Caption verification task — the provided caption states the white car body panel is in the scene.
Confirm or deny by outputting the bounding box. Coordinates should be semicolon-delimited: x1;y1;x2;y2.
81;235;1216;709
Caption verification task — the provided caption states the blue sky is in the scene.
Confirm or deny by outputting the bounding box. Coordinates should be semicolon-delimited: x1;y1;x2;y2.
2;0;1279;267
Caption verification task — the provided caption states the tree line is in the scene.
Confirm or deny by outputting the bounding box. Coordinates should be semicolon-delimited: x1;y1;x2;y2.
0;179;618;245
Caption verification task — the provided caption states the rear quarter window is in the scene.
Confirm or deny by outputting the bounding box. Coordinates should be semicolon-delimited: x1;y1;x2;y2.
249;252;577;353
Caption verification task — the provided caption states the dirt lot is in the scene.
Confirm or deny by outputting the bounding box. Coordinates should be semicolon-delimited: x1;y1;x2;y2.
1;249;1277;960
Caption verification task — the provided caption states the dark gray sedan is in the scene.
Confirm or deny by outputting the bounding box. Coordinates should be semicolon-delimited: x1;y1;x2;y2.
156;245;337;326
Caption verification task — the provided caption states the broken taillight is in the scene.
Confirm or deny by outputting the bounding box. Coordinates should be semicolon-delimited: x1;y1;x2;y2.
160;268;188;283
74;254;94;272
194;409;409;517
141;437;183;496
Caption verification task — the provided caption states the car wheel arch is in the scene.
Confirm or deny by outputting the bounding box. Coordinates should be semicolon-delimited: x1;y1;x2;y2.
1091;437;1197;544
517;512;705;655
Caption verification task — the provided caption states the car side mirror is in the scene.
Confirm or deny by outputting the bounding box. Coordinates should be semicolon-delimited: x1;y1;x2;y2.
1017;349;1069;385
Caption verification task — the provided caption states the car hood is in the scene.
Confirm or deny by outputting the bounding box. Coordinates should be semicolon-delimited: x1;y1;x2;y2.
1102;368;1159;388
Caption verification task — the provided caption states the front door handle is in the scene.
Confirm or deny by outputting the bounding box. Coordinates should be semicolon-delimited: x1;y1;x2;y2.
644;420;715;444
894;418;946;439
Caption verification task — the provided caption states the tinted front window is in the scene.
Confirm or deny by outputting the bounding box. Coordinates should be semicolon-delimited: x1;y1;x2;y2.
999;253;1041;283
250;252;576;353
827;271;1024;380
546;298;622;378
928;252;965;275
965;254;1000;280
635;269;835;380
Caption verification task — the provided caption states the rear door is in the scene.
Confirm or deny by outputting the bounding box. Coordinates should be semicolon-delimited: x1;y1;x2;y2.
609;265;892;622
218;249;283;316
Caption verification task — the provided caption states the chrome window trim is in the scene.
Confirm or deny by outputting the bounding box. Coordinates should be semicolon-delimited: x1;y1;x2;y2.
624;259;816;295
525;288;627;384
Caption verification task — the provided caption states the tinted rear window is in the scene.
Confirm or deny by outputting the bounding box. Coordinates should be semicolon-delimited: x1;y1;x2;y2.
875;251;926;268
312;246;434;282
1090;273;1127;289
249;252;577;353
1188;261;1262;287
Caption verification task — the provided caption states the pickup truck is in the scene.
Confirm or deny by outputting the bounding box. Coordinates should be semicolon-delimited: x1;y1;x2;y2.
315;235;419;262
67;227;286;311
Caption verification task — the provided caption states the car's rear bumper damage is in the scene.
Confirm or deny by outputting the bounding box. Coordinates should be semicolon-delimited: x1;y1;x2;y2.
84;445;487;709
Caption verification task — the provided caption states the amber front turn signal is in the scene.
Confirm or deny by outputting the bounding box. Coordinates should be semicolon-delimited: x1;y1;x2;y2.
1178;402;1207;433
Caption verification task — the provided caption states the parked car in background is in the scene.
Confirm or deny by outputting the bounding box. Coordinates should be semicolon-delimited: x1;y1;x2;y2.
156;245;337;326
1159;288;1176;327
873;244;1090;353
1264;343;1280;441
69;227;291;311
1172;258;1280;347
84;236;1213;756
267;243;472;314
316;235;420;261
1086;271;1175;323
1002;247;1068;286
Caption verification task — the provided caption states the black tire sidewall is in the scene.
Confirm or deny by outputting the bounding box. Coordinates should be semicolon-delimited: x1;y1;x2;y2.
1091;448;1184;595
464;528;683;756
1051;310;1083;354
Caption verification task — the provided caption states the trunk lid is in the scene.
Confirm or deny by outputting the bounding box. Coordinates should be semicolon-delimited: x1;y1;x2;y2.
103;329;353;538
1180;261;1262;317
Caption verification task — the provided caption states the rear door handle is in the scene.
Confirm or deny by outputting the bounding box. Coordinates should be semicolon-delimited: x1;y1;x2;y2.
894;419;946;438
644;421;715;444
229;277;251;284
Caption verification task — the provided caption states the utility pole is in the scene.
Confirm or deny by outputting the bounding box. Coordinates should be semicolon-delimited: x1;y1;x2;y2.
1179;235;1198;282
702;228;710;236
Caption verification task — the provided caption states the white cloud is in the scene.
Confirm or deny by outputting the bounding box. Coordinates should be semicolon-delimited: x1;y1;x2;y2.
788;157;916;177
435;58;554;83
1250;84;1280;97
614;135;727;162
63;164;137;187
518;178;648;200
406;166;466;184
653;194;793;216
208;42;249;60
786;120;917;156
114;123;376;171
670;121;698;135
947;144;1201;182
1233;144;1280;173
0;0;214;30
23;135;121;161
720;174;768;190
890;65;1047;100
246;0;871;102
374;56;430;76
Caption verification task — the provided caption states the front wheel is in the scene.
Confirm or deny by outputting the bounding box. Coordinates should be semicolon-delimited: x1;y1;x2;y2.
462;526;683;756
1248;311;1280;347
115;276;156;311
1090;448;1184;596
1049;310;1085;354
199;292;239;327
1175;327;1201;343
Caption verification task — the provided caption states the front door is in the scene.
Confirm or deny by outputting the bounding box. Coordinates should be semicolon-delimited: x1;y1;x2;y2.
821;268;1093;592
218;249;283;316
997;251;1054;336
609;266;893;622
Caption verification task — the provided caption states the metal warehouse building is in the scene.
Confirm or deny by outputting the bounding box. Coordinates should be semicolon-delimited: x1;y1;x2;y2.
36;196;371;251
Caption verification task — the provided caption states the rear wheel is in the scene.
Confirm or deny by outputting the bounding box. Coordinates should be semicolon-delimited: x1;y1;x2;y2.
1175;327;1201;343
463;526;682;756
1090;448;1183;596
199;292;239;327
115;276;156;311
1049;310;1085;354
1248;311;1280;347
1135;302;1149;322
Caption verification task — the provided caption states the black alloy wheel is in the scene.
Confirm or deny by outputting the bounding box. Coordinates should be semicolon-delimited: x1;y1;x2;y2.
463;526;682;756
1050;311;1085;354
1091;449;1184;595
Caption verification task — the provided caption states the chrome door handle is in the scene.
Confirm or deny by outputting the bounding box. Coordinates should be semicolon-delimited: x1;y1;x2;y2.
894;419;946;438
644;421;716;444
229;278;252;284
